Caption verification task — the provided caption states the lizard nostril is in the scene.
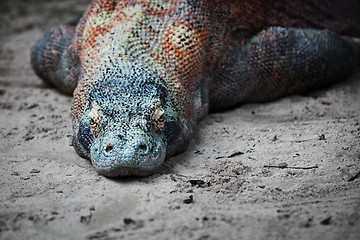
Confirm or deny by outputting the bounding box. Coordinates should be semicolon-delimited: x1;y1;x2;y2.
139;143;147;152
105;144;113;153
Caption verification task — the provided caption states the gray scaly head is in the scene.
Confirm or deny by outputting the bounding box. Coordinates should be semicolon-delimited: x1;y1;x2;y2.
72;60;190;176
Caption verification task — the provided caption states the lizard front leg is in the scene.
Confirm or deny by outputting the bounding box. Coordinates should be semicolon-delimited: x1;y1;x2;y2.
31;22;80;95
210;27;359;109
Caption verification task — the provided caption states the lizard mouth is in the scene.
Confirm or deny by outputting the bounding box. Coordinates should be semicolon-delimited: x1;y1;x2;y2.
89;138;166;177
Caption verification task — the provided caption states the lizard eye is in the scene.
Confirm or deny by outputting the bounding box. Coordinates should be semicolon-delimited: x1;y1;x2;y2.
88;102;103;137
152;102;165;130
157;115;165;123
89;119;96;127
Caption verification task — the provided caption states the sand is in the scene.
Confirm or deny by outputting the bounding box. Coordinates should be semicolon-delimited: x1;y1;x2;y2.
1;1;359;239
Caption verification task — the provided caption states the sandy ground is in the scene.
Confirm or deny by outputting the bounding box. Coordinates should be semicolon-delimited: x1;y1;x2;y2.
1;1;360;239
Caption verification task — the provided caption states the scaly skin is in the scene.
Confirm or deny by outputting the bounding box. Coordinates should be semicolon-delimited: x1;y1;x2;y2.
31;0;360;177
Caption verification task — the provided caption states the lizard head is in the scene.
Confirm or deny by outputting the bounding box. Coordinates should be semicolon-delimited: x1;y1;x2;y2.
72;64;189;177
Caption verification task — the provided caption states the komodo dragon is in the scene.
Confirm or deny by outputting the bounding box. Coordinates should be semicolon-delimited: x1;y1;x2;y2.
31;0;360;176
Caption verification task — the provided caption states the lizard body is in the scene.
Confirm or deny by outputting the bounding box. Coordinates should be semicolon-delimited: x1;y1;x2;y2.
31;0;360;176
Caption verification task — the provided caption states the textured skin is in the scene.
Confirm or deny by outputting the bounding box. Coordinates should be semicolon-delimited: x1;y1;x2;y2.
31;0;360;177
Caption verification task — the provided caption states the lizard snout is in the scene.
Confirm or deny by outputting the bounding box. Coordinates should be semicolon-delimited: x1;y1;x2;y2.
102;137;154;157
90;131;166;177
